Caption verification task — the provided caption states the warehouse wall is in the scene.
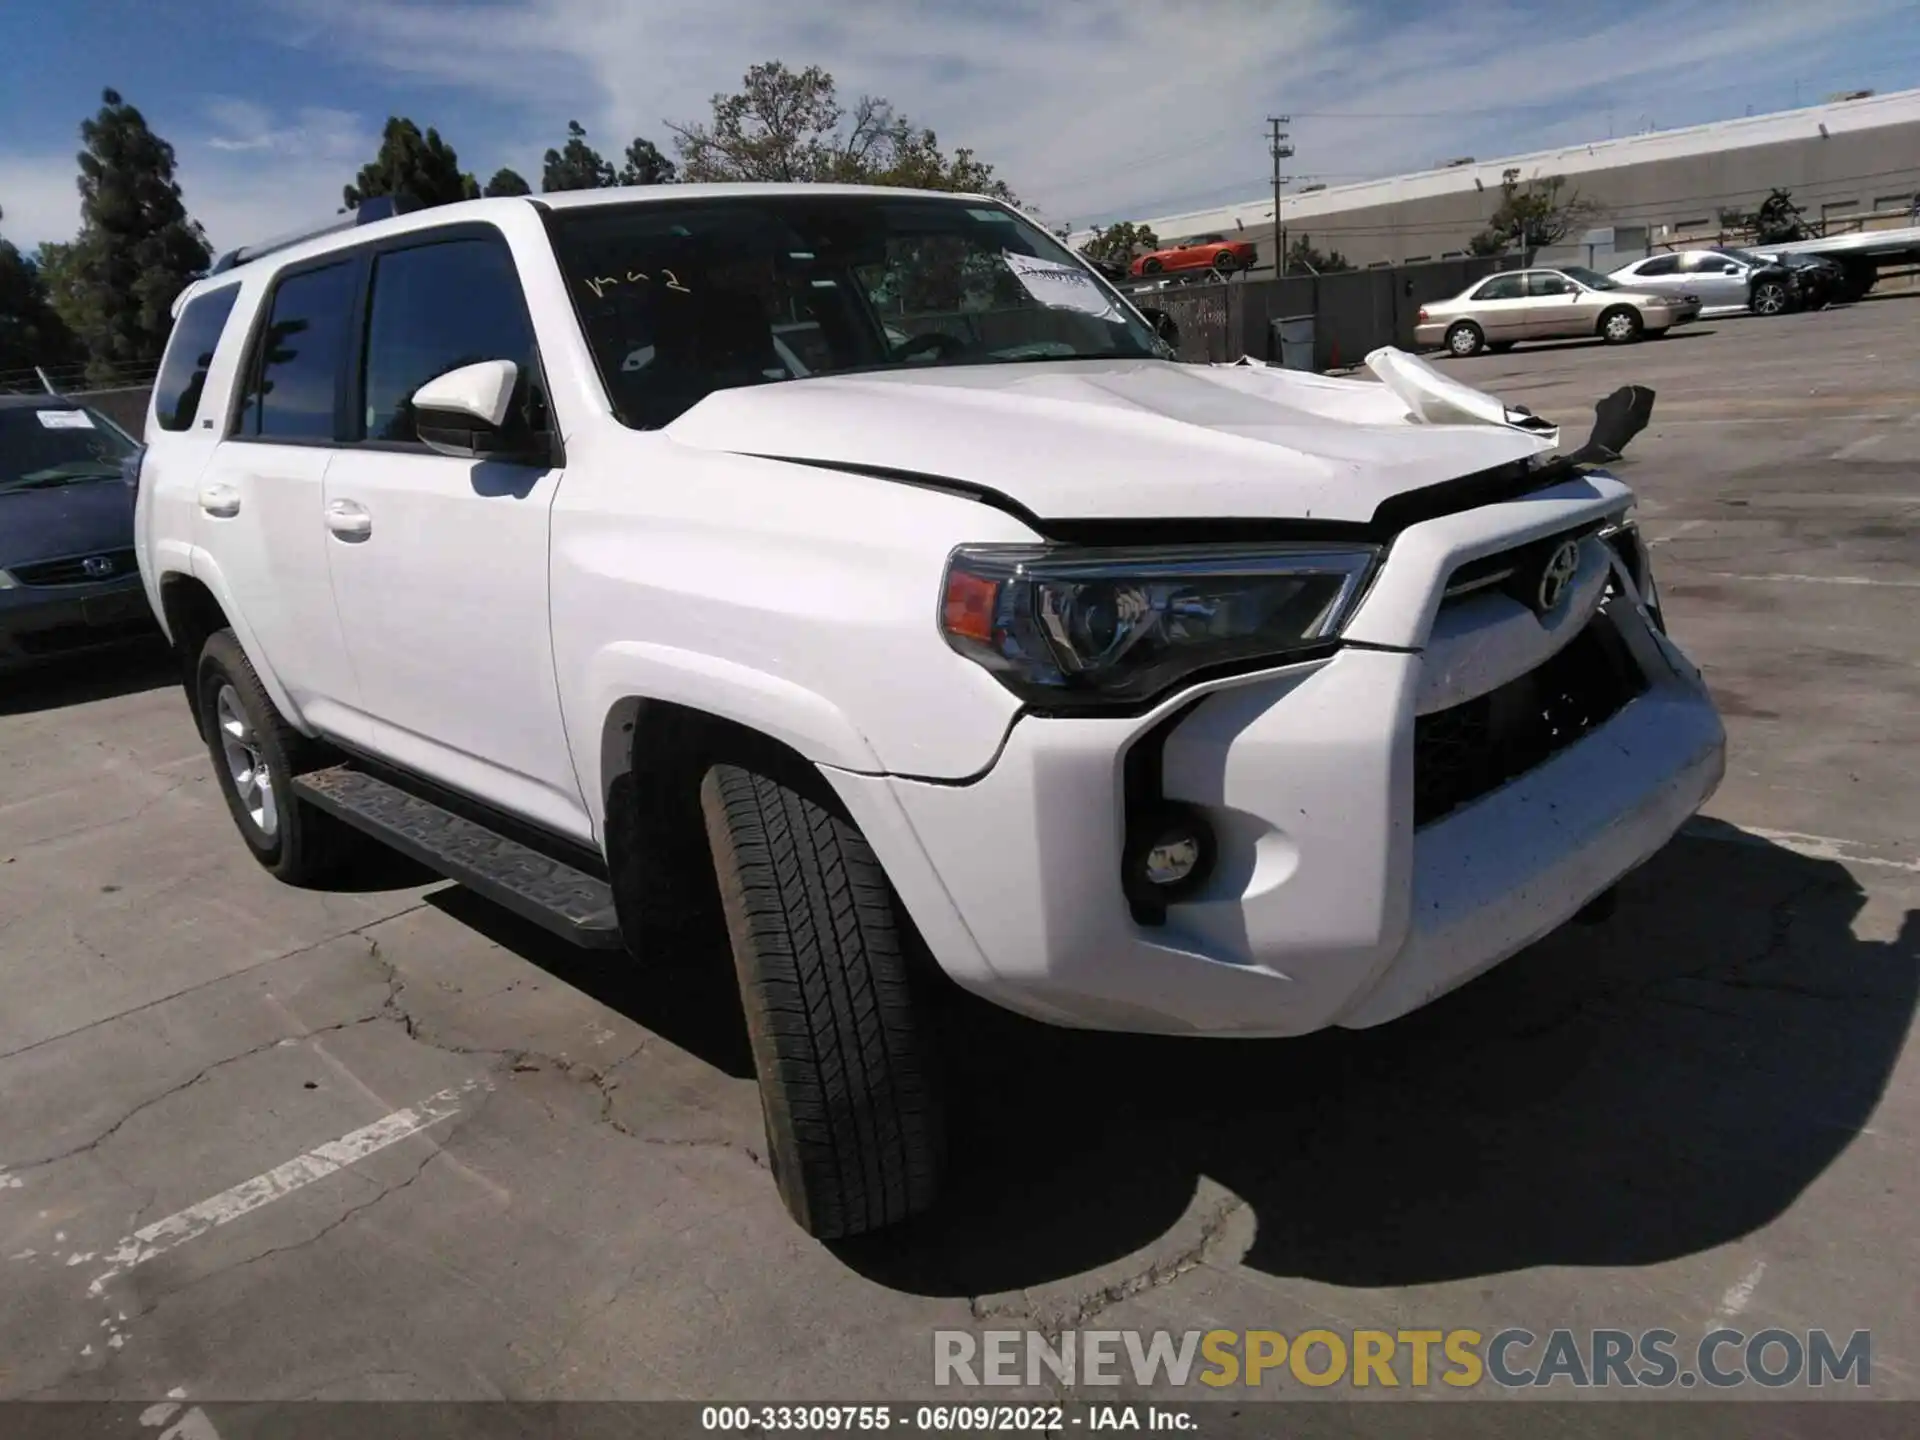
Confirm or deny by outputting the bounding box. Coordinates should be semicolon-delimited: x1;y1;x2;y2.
1210;120;1920;271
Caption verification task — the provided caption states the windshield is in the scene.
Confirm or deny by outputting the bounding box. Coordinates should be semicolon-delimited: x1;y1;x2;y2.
546;194;1167;430
0;406;136;493
1561;266;1619;291
1716;247;1763;266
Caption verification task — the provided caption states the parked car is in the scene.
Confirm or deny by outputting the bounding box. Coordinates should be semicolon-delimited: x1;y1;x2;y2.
0;394;157;669
1609;248;1803;317
1131;232;1257;276
137;186;1724;1240
1416;267;1692;356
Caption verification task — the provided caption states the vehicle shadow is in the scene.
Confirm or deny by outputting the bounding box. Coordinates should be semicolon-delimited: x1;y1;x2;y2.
836;821;1918;1295
0;636;175;717
1448;329;1722;360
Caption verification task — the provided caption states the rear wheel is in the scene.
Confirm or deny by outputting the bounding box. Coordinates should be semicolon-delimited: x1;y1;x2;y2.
196;629;350;885
701;763;944;1239
1445;321;1485;357
1600;306;1643;344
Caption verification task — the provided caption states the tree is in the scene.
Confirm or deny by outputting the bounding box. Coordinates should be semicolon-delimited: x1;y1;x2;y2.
483;167;532;197
1472;173;1601;253
542;120;616;192
50;89;212;385
1078;221;1159;268
667;60;1016;201
0;207;82;376
1284;233;1352;275
343;117;480;210
617;137;677;186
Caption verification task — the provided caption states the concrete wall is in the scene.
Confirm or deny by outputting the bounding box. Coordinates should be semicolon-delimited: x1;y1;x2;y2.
1217;119;1920;270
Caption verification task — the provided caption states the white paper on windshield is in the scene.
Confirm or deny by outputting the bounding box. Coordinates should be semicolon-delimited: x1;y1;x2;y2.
36;409;95;429
1001;252;1123;320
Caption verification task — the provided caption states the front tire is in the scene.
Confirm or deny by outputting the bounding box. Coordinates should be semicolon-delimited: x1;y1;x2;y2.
1213;250;1239;272
1445;321;1484;357
700;763;944;1239
1141;257;1164;275
1750;280;1789;316
196;629;349;885
1600;306;1643;344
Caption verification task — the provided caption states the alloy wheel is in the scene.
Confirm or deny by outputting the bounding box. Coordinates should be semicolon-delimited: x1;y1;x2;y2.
215;683;278;840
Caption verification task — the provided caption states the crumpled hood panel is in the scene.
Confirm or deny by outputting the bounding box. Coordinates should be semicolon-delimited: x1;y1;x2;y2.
664;357;1560;524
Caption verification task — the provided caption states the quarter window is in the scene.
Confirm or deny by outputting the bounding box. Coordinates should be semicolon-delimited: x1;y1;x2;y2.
360;238;538;444
154;285;241;432
236;261;357;440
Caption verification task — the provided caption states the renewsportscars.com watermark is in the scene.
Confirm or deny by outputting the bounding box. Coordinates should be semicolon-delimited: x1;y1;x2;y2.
934;1327;1872;1391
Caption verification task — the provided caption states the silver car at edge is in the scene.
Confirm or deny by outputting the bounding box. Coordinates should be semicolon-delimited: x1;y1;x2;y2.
1415;266;1696;357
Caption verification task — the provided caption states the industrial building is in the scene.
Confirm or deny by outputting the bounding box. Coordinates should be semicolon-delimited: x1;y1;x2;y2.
1074;87;1920;271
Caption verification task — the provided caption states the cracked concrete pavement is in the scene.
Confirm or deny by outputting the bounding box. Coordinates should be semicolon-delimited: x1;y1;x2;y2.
1;298;1916;1405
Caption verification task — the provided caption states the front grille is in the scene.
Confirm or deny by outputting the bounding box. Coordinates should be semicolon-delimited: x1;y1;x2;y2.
1412;607;1648;828
9;548;136;587
1438;524;1600;611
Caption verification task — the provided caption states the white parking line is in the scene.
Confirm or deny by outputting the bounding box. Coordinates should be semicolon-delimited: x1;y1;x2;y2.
86;1078;487;1298
1699;571;1920;589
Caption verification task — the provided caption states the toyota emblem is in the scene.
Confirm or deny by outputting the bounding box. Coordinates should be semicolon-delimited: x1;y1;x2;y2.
82;554;116;578
1535;540;1581;615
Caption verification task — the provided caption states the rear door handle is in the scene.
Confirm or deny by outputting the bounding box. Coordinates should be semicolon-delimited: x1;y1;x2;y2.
198;483;241;518
325;499;372;542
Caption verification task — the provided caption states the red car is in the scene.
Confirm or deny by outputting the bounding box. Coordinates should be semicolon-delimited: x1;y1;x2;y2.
1130;233;1257;277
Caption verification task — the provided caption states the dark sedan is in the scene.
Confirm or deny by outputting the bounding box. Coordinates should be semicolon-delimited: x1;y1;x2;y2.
0;395;158;669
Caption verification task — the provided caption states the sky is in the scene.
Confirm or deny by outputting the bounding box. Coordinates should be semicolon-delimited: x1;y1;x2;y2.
2;0;1917;254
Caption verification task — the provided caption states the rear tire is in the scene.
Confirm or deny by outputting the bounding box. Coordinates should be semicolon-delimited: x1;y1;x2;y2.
196;628;350;885
700;763;944;1239
1445;322;1484;357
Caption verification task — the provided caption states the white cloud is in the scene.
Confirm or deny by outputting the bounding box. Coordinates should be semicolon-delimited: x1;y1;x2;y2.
268;0;1904;229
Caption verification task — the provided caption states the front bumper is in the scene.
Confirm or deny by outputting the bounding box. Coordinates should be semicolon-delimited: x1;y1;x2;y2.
0;574;159;668
826;478;1726;1038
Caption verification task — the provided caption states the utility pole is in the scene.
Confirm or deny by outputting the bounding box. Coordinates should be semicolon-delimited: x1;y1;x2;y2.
1267;115;1294;275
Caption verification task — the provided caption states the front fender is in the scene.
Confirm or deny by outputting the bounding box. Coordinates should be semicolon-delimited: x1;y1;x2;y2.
575;639;884;825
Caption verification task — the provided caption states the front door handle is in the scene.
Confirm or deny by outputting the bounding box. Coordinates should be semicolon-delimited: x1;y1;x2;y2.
198;482;241;518
325;499;372;542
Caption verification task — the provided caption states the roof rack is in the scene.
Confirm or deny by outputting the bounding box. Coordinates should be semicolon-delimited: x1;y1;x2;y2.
207;193;425;276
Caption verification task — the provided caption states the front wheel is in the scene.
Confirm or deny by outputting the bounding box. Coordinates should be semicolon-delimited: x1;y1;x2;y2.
1141;257;1164;275
196;629;350;884
701;763;944;1239
1445;322;1484;357
1750;280;1790;316
1213;250;1240;272
1600;307;1643;344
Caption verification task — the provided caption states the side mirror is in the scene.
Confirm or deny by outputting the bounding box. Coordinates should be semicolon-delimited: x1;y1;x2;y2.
412;360;550;464
1138;306;1180;348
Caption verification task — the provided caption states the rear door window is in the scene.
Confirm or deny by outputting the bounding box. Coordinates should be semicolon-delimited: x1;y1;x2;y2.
1634;255;1680;277
154;285;242;432
234;260;357;441
1472;275;1524;301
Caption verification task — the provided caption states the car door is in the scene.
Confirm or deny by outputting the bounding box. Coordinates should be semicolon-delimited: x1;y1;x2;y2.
194;257;365;739
1463;271;1530;342
1680;252;1748;308
320;225;590;841
1523;270;1591;338
1618;253;1684;299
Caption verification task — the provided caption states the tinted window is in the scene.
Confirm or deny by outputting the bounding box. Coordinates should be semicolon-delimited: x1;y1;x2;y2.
1635;255;1680;276
154;285;241;432
236;261;356;441
1472;275;1524;301
361;238;538;444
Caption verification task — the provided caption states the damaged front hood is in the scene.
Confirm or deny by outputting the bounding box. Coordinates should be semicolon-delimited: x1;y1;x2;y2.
665;350;1561;524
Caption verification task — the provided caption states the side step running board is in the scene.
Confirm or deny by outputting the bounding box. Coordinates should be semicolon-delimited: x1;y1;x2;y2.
292;765;624;949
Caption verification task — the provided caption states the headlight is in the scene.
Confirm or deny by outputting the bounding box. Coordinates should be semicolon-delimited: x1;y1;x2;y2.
0;570;16;590
939;543;1380;709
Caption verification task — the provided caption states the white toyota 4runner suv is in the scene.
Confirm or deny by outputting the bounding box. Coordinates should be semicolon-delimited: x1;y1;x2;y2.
135;185;1725;1239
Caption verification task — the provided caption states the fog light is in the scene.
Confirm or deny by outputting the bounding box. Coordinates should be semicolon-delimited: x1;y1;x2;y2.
1124;805;1215;922
1143;829;1202;886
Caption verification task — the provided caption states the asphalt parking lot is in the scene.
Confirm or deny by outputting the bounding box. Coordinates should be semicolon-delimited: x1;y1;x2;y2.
2;296;1916;1409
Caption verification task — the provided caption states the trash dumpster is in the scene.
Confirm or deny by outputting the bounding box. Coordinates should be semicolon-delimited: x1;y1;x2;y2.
1271;314;1316;371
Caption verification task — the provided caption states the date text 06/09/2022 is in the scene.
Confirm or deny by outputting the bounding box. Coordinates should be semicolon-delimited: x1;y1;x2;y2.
700;1404;1194;1432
